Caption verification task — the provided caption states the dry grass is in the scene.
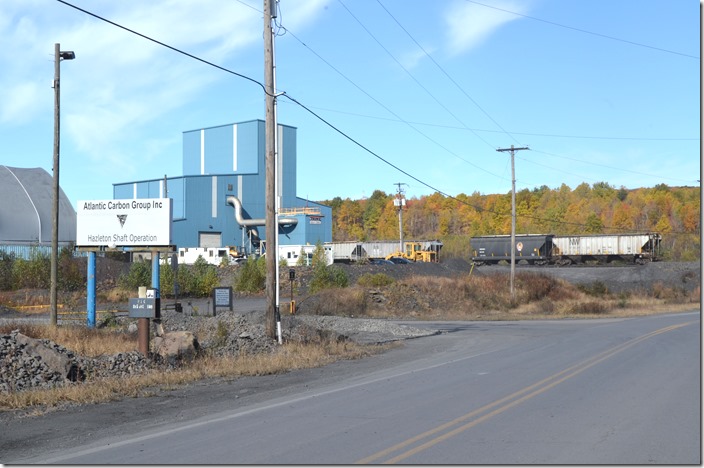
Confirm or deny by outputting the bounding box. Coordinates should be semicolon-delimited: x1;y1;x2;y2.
343;270;699;321
0;324;137;356
0;334;392;411
1;270;698;411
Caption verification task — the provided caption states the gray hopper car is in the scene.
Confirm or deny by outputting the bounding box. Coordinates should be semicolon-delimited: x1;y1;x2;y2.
471;233;661;265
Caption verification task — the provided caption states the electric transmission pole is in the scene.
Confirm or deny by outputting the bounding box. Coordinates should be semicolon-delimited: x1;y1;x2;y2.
496;145;529;300
394;183;407;252
264;0;277;339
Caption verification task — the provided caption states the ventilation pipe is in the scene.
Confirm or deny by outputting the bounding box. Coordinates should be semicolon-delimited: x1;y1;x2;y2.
226;195;298;234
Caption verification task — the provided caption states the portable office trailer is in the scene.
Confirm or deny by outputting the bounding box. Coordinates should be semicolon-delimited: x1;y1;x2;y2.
278;244;333;266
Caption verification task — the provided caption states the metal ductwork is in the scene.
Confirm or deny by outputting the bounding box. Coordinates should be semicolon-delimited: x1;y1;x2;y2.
226;195;298;233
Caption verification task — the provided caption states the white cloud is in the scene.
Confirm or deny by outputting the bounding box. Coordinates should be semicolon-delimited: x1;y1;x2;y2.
444;0;529;55
0;82;44;124
399;46;435;70
0;0;332;192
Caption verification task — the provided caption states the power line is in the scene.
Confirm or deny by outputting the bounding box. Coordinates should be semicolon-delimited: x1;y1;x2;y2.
338;0;507;150
278;102;698;142
54;0;686;236
466;0;699;60
375;0;522;146
279;25;507;181
56;0;268;95
527;149;698;185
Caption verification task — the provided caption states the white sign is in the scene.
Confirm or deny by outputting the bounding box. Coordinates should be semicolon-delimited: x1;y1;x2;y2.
76;198;172;247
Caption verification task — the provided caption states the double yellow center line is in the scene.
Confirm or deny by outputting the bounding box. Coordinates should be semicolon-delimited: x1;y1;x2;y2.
357;321;695;464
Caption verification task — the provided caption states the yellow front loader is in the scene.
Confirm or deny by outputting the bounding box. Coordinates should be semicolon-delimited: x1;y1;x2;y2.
385;242;438;262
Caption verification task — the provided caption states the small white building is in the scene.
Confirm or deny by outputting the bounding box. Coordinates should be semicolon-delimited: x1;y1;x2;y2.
278;244;333;266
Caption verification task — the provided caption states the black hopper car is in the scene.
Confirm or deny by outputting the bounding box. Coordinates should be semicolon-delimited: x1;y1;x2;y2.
470;233;661;266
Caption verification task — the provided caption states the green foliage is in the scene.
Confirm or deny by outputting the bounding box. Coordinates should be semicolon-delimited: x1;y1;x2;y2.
12;249;50;289
118;260;152;290
357;273;395;288
213;320;229;348
295;247;308;266
584;213;604;234
0;251;15;291
0;247;81;292
234;256;267;293
58;246;84;291
440;235;471;260
309;264;348;294
159;262;176;296
311;241;328;268
160;256;220;297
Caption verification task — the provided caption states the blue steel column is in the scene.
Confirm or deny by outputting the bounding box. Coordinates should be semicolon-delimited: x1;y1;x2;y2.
151;252;160;297
87;251;96;328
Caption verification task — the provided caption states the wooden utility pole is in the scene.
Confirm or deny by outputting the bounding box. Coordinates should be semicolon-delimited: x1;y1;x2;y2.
496;145;529;300
264;0;276;338
394;183;407;252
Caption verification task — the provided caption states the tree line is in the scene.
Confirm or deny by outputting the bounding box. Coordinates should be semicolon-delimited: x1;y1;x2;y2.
319;182;700;261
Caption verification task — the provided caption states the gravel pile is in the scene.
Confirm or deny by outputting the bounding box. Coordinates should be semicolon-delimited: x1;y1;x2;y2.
0;331;72;392
0;330;164;393
0;308;436;394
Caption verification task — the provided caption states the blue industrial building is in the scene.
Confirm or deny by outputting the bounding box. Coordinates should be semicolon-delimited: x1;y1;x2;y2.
113;119;331;255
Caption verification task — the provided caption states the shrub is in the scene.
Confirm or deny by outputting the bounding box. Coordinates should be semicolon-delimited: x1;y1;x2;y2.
0;251;14;291
309;264;348;294
578;280;609;297
12;249;50;289
118;260;152;290
311;242;329;268
234;256;267;293
515;272;554;302
160;257;220;298
357;273;395;288
58;246;84;292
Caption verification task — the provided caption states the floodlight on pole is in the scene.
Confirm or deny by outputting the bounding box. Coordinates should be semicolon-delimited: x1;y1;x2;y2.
50;43;75;327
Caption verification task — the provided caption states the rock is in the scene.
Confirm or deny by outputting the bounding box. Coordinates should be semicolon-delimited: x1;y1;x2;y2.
152;331;200;362
13;332;82;382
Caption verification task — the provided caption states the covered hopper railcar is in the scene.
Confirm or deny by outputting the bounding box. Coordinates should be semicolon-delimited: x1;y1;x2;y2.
471;233;661;265
470;234;554;265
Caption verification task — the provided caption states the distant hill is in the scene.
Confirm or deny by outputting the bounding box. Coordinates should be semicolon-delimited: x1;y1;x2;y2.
319;182;700;261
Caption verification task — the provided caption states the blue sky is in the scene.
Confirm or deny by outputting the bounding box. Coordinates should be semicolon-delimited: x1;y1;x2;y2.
0;0;700;208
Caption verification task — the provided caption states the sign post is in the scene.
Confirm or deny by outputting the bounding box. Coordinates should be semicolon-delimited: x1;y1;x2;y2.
130;296;156;355
288;268;296;314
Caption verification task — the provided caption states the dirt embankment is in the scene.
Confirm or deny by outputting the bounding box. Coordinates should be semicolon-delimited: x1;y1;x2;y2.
299;259;700;295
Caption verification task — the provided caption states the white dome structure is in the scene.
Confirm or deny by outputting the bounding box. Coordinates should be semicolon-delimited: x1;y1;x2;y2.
0;165;76;245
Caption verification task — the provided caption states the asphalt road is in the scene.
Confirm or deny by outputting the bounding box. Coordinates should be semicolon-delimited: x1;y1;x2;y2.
3;310;699;465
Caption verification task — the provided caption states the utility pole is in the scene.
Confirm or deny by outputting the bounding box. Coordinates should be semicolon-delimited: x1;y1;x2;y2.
393;183;407;252
496;145;529;300
51;43;75;327
264;0;277;339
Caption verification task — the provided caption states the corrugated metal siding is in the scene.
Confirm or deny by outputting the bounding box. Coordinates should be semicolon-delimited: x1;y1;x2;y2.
280;125;297;203
114;120;331;254
182;130;201;175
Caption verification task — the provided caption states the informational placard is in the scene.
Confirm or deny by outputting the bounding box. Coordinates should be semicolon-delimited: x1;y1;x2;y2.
129;298;157;318
212;287;232;316
76;198;172;247
213;287;232;308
